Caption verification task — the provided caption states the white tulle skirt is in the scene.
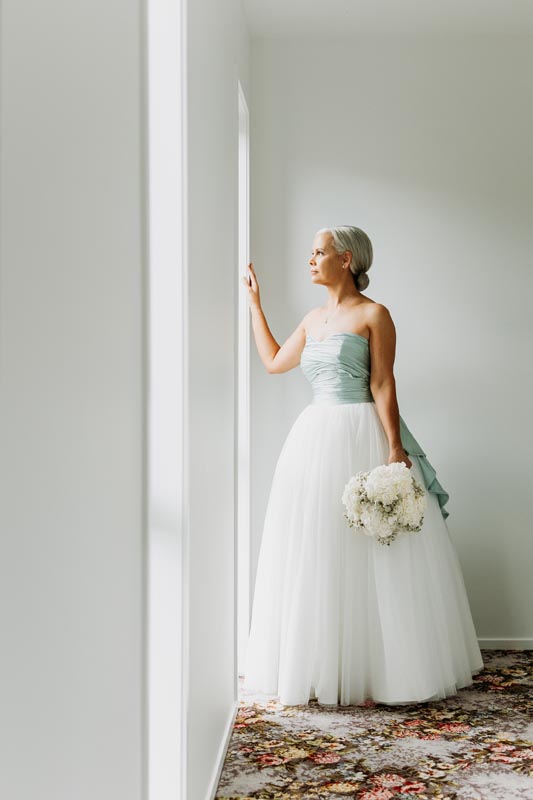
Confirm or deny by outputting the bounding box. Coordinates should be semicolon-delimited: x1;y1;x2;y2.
243;401;484;707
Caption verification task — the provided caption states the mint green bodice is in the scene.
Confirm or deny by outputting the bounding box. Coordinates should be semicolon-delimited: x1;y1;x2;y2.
300;332;450;520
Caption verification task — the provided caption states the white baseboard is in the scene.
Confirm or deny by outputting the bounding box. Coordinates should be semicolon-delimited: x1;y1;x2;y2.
206;699;239;800
478;638;533;649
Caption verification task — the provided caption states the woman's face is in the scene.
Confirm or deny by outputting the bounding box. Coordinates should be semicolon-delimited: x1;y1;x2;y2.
309;233;347;284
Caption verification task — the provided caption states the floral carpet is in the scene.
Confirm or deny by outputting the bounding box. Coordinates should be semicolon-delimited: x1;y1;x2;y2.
215;650;533;799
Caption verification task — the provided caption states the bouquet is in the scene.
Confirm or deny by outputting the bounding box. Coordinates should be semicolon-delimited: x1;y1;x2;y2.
341;461;427;546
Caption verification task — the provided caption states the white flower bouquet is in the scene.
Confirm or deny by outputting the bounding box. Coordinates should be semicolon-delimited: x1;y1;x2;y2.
341;461;427;546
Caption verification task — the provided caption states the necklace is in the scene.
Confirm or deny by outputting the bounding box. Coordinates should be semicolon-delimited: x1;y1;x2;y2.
324;301;345;326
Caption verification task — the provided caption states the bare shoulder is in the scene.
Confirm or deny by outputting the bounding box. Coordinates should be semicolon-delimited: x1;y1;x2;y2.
365;302;396;337
301;306;323;332
365;301;394;327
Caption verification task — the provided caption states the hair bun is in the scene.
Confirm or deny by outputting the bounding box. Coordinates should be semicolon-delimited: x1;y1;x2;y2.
356;270;370;291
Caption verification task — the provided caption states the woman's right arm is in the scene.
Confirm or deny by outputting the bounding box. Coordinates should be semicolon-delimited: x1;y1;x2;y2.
242;262;309;374
251;304;307;373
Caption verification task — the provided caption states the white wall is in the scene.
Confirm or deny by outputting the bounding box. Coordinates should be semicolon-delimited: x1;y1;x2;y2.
0;2;145;799
186;1;250;799
250;34;533;644
0;1;251;799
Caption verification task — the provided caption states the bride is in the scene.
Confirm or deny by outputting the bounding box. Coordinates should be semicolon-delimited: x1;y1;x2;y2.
241;225;484;707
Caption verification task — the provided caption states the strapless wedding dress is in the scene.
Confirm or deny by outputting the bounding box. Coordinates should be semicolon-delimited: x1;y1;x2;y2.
243;331;484;706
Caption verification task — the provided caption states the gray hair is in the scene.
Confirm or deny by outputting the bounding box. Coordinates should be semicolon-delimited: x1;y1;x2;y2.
316;225;373;291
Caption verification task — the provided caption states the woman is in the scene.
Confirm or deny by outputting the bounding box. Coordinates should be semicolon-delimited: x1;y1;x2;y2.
241;225;484;707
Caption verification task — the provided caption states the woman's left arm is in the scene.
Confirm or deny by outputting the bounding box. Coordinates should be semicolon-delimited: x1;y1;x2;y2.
367;304;412;469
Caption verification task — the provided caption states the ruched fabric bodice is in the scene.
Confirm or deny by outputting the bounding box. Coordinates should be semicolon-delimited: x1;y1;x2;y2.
300;331;451;519
300;331;373;404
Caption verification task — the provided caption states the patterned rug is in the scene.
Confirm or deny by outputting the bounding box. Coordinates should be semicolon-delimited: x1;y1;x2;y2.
215;650;533;799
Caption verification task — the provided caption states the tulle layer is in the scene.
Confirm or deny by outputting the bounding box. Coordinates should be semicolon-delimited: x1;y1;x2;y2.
243;401;484;707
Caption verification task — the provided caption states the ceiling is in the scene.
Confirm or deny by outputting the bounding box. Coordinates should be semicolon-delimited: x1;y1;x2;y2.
242;0;533;38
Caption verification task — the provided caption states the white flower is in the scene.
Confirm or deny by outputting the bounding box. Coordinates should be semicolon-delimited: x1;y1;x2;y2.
342;462;426;546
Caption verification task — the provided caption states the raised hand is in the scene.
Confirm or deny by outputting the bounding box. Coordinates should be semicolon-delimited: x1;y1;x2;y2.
241;262;261;309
